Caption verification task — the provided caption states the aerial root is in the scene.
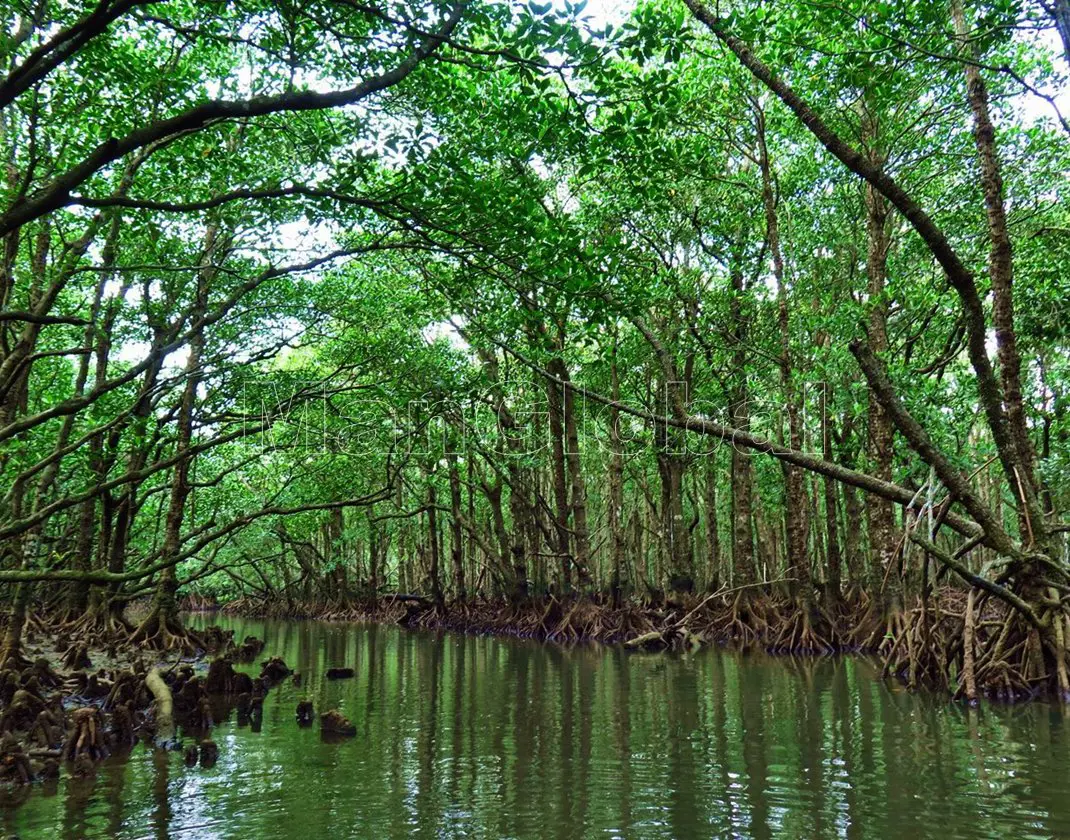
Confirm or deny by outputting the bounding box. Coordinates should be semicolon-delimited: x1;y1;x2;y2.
770;606;837;655
868;588;1070;703
0;646;32;672
129;610;204;656
63;607;133;647
211;589;1070;703
62;707;108;763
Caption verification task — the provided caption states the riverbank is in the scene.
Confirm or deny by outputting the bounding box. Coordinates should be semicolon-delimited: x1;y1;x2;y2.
214;585;1025;703
0;581;1040;790
4;614;1070;840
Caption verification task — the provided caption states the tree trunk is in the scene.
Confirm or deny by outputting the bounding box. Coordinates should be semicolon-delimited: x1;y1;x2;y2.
561;364;592;589
131;222;216;649
656;411;692;592
447;449;466;600
860;109;899;607
608;344;626;603
427;482;444;608
822;382;842;603
546;356;573;592
757;104;809;598
952;0;1045;541
729;261;756;586
705;461;721;591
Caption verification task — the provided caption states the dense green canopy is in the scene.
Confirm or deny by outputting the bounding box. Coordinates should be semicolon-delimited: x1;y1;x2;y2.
0;0;1068;696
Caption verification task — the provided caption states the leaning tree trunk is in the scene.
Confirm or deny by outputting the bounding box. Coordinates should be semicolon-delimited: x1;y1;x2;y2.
130;224;217;652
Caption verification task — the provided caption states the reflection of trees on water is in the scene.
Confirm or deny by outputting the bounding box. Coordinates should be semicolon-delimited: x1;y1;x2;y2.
150;748;171;840
11;619;1070;838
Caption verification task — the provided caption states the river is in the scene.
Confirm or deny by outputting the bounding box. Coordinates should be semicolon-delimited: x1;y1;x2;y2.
2;615;1068;838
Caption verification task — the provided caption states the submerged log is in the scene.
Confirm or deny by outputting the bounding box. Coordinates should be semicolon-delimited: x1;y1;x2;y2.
145;668;174;746
625;630;670;649
624;627;702;651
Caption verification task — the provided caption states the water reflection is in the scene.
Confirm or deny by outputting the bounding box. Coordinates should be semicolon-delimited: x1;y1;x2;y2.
2;617;1069;839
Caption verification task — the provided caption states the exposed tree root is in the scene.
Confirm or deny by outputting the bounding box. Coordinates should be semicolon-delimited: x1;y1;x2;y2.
204;658;253;695
61;643;92;671
881;603;951;693
0;734;34;784
704;590;772;647
320;709;356;737
61;708;108;763
29;705;64;749
0;688;46;733
769;600;839;655
129;609;204;656
857;586;1070;703
0;644;32;672
218;586;1070;704
855;601;908;658
62;605;134;647
109;703;138;750
967;604;1069;702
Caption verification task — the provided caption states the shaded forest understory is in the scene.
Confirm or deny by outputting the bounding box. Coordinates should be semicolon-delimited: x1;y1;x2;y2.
1;0;1070;785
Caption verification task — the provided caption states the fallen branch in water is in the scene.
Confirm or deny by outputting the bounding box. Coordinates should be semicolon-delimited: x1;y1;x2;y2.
145;668;174;746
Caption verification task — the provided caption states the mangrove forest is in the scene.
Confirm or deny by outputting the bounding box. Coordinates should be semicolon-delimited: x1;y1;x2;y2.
0;0;1068;835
